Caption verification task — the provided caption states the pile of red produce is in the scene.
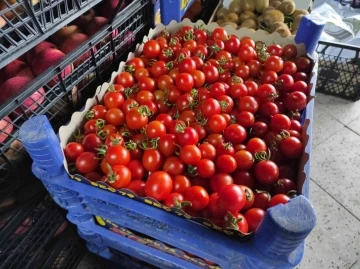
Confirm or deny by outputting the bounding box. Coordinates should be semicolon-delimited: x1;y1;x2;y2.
63;25;313;234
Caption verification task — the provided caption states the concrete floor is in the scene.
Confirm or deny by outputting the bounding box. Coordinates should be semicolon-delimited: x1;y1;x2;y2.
296;93;360;269
77;92;360;269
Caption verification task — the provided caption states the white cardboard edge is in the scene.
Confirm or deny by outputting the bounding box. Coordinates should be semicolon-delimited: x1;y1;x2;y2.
59;18;308;174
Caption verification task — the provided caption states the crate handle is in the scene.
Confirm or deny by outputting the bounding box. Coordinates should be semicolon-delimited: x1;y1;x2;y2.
295;15;326;56
253;195;316;265
19;115;64;177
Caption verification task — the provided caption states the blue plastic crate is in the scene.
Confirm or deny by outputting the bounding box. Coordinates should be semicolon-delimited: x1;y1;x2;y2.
159;0;196;25
18;17;324;269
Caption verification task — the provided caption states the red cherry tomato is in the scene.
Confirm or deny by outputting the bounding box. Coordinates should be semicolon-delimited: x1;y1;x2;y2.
268;194;290;208
218;184;246;213
244;208;265;232
184;186;209;211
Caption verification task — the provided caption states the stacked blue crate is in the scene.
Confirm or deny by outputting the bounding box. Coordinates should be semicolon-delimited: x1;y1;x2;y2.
18;17;325;269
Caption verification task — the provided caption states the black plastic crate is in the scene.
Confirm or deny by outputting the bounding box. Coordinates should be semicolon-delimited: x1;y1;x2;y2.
0;0;102;69
316;41;360;101
0;194;67;269
0;0;153;204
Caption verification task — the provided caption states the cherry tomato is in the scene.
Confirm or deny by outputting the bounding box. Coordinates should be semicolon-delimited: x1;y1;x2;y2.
200;98;221;118
209;82;226;99
224;124;247;145
295;57;312;74
268;194;290;208
270;114;291;132
126;180;146;197
252;191;271;210
125;58;145;72
143;40;161;58
135;67;150;80
248;60;261;78
126;159;145;181
239;185;254;210
126;107;149;130
244;208;265;232
104;91;124;109
190;122;207;141
211;28;228;41
283;44;297;58
106;108;125;126
240;37;255;48
145;171;173;201
281;61;297;76
234;65;250;80
239;96;259;114
273;178;297;194
246;138;267;155
210;173;233;193
293;72;308;83
116;72;135;88
238;45;255;62
230;83;248;99
194;29;207;41
163;156;185;177
280;137;303;159
216;142;235;157
87;105;107;120
172;175;191;194
178;58;196;73
236;111;255;128
196;159;216;178
261;70;278;84
82;133;102;153
85;172;103;182
225;36;241;55
203;64;219;83
216;155;237;174
107;165;131;189
223;212;249;233
190;70;205;88
138;77;156;92
233;170;255;189
163;193;184;208
142;149;164;172
184;186;209;211
175;126;199;146
159;48;174;62
257;84;277;101
218;184;246;212
145;120;166;139
207;114;227;133
75;152;99;174
106;145;130;166
176;73;194;92
254;160;279;185
208;193;227;218
259;102;279;118
267;44;283;57
234;150;254;171
198;143;217;161
251;122;269;138
179;145;202;165
64;142;84;162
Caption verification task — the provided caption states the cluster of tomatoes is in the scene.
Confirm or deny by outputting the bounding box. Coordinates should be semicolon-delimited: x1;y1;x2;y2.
63;25;312;234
